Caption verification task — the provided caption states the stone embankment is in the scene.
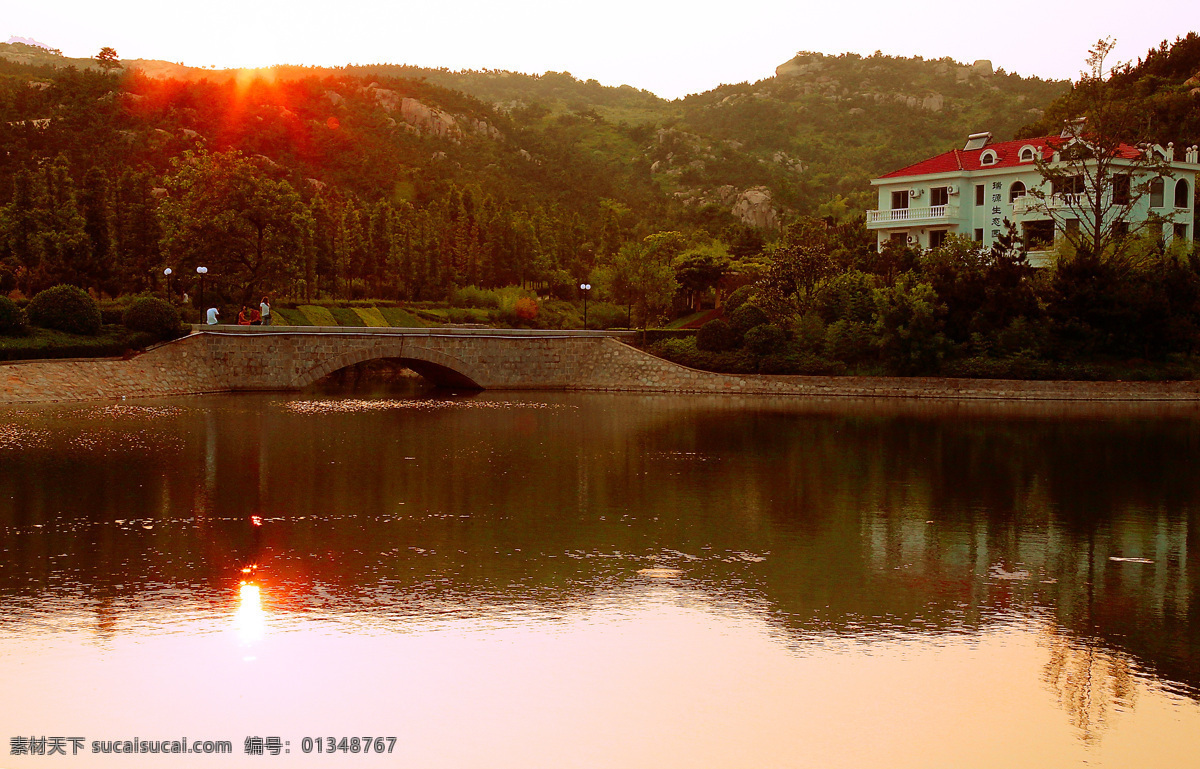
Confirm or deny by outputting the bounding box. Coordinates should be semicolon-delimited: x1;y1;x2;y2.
3;327;1200;404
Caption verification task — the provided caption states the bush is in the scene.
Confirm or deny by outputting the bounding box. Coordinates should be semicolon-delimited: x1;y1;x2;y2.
122;297;182;339
514;297;539;320
697;318;736;351
723;285;756;314
453;285;501;309
0;296;28;336
27;285;102;336
728;304;768;336
744;323;788;356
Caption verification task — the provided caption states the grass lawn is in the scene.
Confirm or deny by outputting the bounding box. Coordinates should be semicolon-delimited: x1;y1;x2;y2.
297;305;338;326
271;308;313;326
327;307;367;327
379;308;429;327
351;307;389;327
0;326;161;362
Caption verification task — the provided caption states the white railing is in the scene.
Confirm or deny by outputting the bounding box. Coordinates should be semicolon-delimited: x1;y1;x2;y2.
1012;193;1083;213
867;205;958;224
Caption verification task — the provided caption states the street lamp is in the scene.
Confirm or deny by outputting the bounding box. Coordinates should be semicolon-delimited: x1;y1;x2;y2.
196;266;208;311
163;267;172;300
579;283;592;330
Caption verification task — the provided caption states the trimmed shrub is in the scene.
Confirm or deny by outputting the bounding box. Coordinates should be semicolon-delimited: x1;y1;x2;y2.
27;285;102;336
728;304;769;337
723;285;756;314
697;318;736;351
744;323;788;356
122;297;182;340
0;296;28;336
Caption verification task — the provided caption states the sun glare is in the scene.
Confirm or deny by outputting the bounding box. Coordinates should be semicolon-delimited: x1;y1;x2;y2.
234;581;267;645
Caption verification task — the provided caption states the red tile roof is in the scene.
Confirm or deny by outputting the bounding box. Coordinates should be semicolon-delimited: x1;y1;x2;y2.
879;135;1142;179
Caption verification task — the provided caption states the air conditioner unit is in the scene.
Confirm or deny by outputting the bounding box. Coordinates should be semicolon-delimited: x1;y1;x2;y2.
909;188;923;198
907;235;917;244
946;185;958;195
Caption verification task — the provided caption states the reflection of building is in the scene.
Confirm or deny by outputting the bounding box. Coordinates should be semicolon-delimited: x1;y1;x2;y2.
867;130;1199;265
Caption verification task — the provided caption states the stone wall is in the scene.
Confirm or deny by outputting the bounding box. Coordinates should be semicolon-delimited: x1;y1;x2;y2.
4;328;1200;405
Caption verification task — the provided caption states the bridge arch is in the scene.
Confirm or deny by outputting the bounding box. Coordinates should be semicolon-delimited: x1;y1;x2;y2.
289;342;489;390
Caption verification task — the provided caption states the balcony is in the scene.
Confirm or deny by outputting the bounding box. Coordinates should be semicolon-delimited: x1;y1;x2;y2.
866;205;958;227
1011;193;1083;214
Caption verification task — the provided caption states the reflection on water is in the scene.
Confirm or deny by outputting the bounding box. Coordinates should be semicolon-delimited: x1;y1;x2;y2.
1;392;1199;767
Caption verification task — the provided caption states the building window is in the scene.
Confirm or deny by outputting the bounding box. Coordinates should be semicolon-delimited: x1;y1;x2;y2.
1176;179;1191;209
974;228;984;242
891;190;909;210
1112;221;1130;239
1019;146;1036;162
1023;220;1055;250
980;151;997;166
1175;223;1190;242
1150;178;1165;208
888;232;907;248
1065;219;1080;236
930;187;949;207
1008;181;1026;203
975;184;985;206
929;230;948;249
1112;174;1131;205
1053;175;1084;197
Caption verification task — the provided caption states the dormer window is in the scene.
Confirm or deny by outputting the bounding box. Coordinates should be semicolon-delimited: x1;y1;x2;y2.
980;150;998;166
1019;146;1037;163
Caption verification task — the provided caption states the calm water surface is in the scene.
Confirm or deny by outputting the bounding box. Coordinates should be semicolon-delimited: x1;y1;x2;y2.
1;388;1199;768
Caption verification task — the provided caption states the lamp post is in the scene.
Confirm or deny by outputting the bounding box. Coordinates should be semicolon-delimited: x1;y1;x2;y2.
196;266;208;312
579;283;591;330
163;267;172;300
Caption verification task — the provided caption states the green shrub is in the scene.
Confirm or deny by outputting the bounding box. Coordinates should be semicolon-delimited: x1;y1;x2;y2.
728;304;768;336
744;323;788;356
122;297;182;339
724;285;756;314
0;296;28;336
27;285;102;336
453;285;501;309
697;318;736;351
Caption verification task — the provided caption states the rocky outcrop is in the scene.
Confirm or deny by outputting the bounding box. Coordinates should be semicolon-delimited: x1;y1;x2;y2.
731;187;779;230
399;97;458;138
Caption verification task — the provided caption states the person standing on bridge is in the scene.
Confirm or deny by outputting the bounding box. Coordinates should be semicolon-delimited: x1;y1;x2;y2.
206;307;219;325
259;296;271;327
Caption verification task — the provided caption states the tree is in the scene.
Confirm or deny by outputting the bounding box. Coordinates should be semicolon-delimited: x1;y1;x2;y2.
95;47;121;72
1028;38;1171;261
158;151;311;301
674;241;730;311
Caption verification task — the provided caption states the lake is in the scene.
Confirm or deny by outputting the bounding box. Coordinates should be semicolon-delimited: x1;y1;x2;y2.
1;388;1198;767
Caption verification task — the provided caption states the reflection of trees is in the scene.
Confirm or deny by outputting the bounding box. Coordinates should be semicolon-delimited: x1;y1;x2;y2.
1;394;1198;691
1041;624;1137;743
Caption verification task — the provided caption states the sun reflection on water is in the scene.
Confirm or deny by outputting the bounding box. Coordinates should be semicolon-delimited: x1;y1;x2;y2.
234;582;266;647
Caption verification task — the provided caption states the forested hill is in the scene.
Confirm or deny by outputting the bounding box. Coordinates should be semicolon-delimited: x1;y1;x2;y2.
1;40;1070;227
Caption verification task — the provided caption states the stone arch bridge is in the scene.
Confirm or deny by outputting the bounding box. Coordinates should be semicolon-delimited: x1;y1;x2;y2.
6;326;1200;404
194;326;664;391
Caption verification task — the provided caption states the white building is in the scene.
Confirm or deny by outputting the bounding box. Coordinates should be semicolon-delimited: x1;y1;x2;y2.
866;130;1199;265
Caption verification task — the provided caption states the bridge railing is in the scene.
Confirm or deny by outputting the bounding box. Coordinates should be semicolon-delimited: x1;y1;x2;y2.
190;324;639;338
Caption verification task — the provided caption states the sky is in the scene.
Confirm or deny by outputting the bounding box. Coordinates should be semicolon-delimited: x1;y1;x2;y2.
5;0;1198;99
